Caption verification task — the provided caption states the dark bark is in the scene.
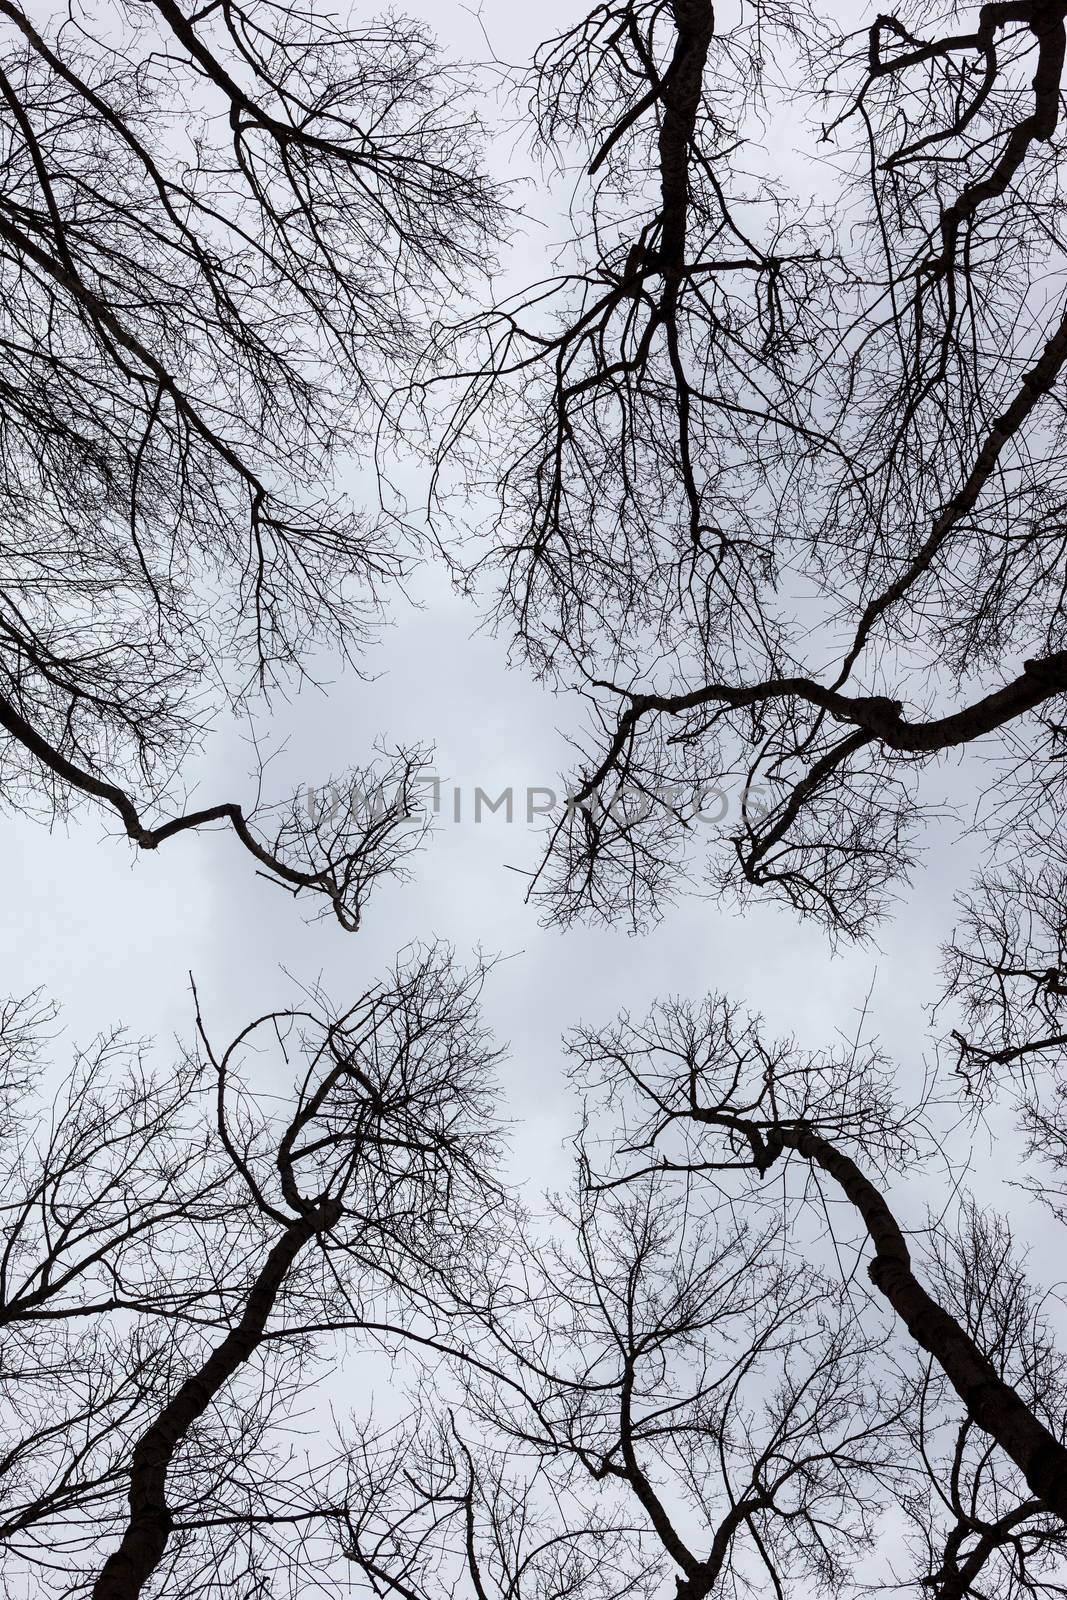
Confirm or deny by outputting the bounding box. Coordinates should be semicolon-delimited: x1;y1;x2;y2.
91;1198;342;1600
768;1127;1067;1522
674;1494;771;1600
657;1;715;281
572;648;1067;810
839;297;1067;679
928;1500;1042;1598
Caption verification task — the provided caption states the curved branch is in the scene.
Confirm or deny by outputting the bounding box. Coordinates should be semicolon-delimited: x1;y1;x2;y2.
576;649;1067;807
0;686;400;930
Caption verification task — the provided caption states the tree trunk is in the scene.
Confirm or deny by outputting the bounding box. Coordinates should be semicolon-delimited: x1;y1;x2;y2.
780;1129;1067;1521
91;1198;342;1600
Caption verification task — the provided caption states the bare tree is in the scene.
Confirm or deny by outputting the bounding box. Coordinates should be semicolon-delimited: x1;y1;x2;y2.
547;989;1067;1554
0;949;505;1598
9;1;1067;1594
899;1205;1067;1600
397;14;1067;1573
0;990;235;1588
423;0;1067;936
0;0;501;922
9;962;1065;1600
318;1168;911;1600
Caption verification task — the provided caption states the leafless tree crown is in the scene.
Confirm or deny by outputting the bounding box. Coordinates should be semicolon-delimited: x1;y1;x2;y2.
0;0;501;922
428;0;1067;939
5;2;1067;1598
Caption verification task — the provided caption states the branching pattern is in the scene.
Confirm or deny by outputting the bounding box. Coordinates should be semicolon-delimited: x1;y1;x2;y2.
430;0;1067;935
0;0;500;919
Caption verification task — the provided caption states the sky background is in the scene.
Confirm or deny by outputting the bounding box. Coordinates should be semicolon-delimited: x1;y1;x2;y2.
0;0;1039;1237
7;10;1064;1587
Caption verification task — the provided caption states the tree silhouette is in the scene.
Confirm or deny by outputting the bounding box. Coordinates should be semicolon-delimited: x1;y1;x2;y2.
0;951;504;1597
343;990;1066;1600
0;0;500;922
431;0;1067;936
5;1;1067;1595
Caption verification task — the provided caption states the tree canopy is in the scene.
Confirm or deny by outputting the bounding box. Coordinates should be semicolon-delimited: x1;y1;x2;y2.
3;1;1067;1598
0;0;499;924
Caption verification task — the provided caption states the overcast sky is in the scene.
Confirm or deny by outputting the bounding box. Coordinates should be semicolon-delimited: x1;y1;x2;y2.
7;11;1065;1593
0;0;1039;1239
